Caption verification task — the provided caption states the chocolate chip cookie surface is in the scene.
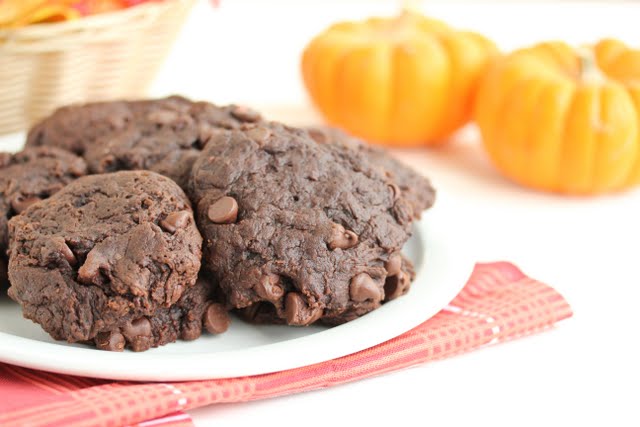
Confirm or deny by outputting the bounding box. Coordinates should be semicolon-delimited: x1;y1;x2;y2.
94;276;230;352
7;171;204;351
26;96;262;189
84;101;262;189
239;253;416;325
26;99;135;155
307;126;435;218
0;147;87;288
190;122;421;326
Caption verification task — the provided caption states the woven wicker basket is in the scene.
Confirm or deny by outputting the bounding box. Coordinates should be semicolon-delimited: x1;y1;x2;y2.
0;0;196;135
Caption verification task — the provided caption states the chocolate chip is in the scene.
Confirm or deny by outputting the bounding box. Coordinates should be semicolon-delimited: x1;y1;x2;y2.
147;109;178;125
306;128;328;144
95;331;125;352
284;293;304;324
350;273;382;302
180;321;202;341
160;210;191;233
69;160;87;177
197;124;223;148
230;106;261;122
388;183;401;201
121;317;152;340
203;303;230;334
384;253;402;276
99;154;117;171
245;126;272;143
237;303;262;321
40;236;77;267
392;198;414;226
328;223;358;250
284;292;323;326
254;273;284;301
121;317;153;352
77;245;109;284
208;196;238;224
384;271;411;301
108;114;128;129
10;195;41;214
60;241;77;266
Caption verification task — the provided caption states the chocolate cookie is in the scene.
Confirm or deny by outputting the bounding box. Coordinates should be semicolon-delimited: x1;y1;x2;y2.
0;147;88;288
26;96;262;189
7;171;205;351
84;101;261;189
26;99;135;155
238;253;416;325
25;96;196;155
94;276;230;352
190;122;422;326
307;126;435;219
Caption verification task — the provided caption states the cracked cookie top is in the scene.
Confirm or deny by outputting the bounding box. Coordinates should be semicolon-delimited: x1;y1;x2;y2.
83;100;262;190
26;96;262;189
306;126;436;219
189;122;418;325
7;170;202;346
0;146;88;252
26;99;136;155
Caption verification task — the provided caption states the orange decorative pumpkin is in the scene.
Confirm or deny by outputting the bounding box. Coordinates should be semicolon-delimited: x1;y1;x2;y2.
301;12;497;146
475;40;640;195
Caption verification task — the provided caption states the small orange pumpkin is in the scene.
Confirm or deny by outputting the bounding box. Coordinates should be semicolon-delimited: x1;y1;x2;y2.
475;40;640;195
301;12;497;146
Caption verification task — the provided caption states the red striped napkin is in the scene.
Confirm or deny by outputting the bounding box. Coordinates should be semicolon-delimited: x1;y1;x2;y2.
0;262;572;427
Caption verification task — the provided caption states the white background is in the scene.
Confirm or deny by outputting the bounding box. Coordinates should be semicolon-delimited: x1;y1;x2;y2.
150;1;640;426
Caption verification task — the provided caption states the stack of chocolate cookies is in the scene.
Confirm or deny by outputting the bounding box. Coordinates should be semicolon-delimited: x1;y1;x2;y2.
1;96;435;352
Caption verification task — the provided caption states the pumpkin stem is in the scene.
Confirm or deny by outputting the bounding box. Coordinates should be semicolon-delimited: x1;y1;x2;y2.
578;46;606;84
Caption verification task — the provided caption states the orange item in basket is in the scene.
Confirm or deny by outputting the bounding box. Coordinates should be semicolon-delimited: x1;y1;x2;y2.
475;40;640;195
0;1;76;27
0;0;160;28
301;11;497;147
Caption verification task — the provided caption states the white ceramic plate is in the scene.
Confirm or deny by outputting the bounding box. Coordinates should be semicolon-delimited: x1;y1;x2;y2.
0;133;473;381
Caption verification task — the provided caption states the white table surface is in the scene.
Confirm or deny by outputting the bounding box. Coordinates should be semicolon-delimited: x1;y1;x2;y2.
149;1;640;425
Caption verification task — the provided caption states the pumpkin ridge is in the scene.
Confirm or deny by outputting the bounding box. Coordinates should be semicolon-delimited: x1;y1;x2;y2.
544;42;578;76
624;88;640;186
328;42;361;125
556;92;575;193
609;52;640;85
589;85;605;191
551;85;576;191
423;36;453;142
431;31;476;140
595;39;630;79
593;84;638;191
533;82;575;191
334;43;393;141
559;86;601;193
520;79;553;186
489;73;540;178
305;36;355;125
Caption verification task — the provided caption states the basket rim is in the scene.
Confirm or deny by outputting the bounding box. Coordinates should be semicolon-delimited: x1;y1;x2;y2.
0;0;194;38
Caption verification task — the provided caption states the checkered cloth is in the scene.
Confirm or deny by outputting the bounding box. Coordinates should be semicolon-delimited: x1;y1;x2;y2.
0;262;572;427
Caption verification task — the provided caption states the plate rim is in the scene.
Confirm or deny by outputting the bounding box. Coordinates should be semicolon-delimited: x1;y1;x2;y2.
0;212;473;381
0;131;473;381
